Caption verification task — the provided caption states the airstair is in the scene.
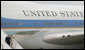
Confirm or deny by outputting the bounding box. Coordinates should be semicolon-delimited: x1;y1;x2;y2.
1;30;23;49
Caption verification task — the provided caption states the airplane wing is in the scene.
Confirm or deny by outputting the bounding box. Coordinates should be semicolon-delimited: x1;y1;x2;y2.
12;30;47;42
43;31;84;45
12;31;39;42
15;31;38;35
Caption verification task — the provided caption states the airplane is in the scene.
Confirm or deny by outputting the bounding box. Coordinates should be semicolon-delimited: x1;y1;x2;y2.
1;1;84;49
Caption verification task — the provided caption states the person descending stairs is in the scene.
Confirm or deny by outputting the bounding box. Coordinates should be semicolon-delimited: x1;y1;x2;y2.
1;30;23;49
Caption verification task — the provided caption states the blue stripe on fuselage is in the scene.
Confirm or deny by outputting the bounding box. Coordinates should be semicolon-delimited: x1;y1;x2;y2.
1;17;84;27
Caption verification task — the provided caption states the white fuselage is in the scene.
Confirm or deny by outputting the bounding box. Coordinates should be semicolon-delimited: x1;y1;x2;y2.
1;1;84;49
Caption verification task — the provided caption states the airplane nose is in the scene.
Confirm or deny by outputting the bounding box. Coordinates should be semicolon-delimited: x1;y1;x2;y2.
43;34;58;41
43;34;70;45
43;34;84;45
43;34;62;45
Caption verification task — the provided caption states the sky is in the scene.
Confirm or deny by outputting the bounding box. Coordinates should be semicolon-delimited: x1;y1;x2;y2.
30;1;84;6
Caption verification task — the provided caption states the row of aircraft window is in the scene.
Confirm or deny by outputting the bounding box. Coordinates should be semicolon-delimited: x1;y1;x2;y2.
1;22;22;26
1;22;84;26
43;22;84;25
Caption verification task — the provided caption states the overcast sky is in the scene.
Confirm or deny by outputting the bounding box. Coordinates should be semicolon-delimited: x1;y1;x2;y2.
29;1;84;6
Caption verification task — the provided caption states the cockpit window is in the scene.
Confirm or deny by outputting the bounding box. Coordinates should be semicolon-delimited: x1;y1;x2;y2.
62;35;65;38
67;35;70;37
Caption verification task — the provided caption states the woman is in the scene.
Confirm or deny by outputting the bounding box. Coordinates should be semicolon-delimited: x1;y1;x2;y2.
10;35;14;48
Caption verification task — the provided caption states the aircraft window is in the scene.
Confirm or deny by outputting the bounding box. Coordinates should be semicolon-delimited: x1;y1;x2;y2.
67;35;70;37
1;22;3;25
10;22;12;25
62;35;65;38
16;22;23;25
8;22;10;25
13;22;15;25
5;22;7;25
80;23;84;25
33;22;37;25
16;23;18;25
